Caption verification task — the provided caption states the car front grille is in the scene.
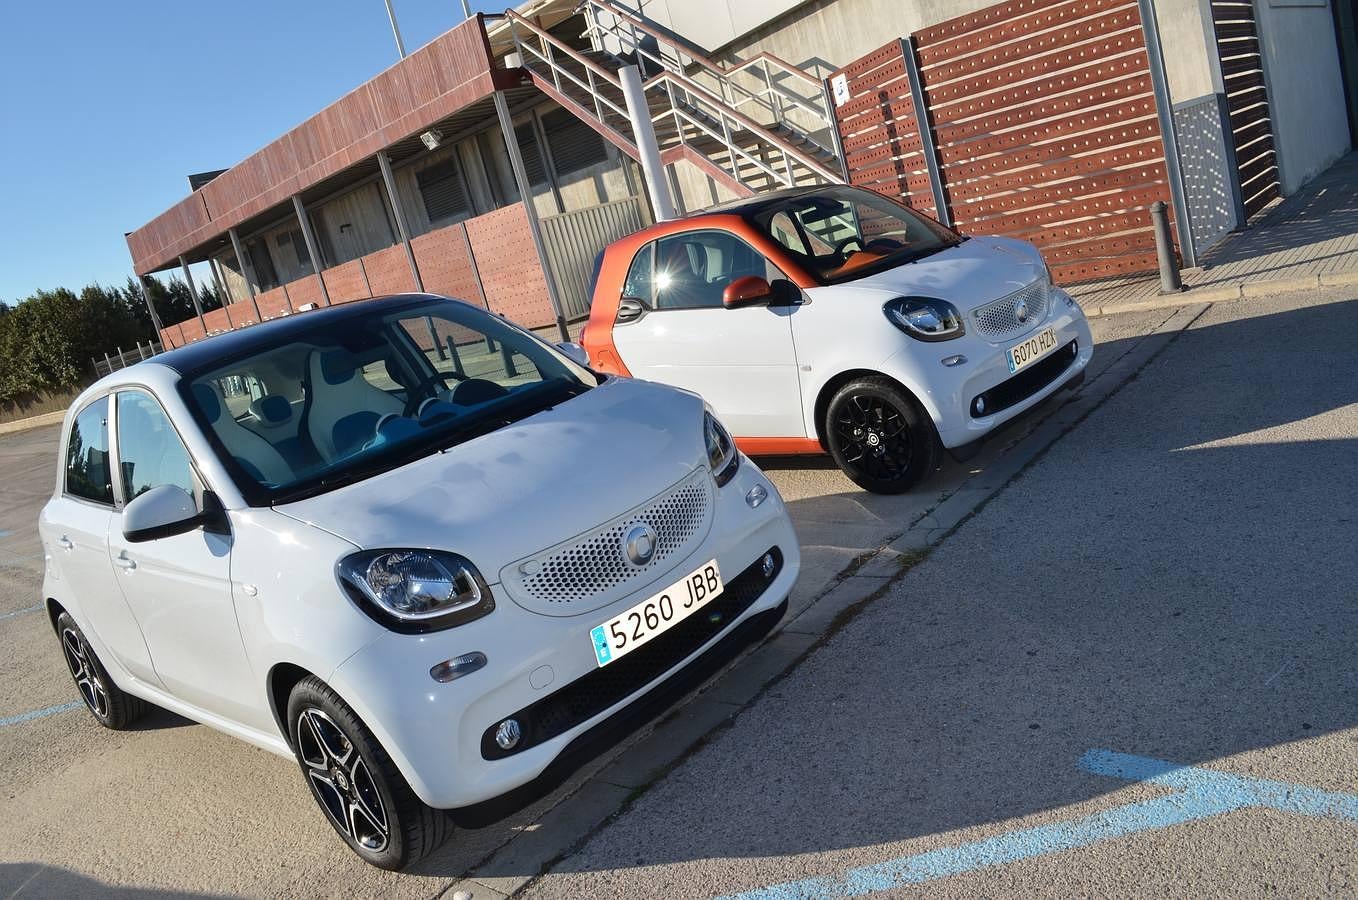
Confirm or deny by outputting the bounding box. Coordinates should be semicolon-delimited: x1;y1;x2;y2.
481;546;784;760
971;340;1078;418
972;279;1049;341
499;468;714;617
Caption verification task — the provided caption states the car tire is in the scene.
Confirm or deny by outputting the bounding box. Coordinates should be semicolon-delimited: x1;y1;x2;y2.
56;611;148;729
824;376;940;494
287;676;453;869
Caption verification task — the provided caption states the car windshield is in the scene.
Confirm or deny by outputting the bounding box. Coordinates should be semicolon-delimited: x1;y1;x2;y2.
750;186;960;285
182;297;596;505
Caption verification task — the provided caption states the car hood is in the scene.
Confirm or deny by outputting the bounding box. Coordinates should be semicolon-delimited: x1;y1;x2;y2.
826;236;1046;312
273;377;709;579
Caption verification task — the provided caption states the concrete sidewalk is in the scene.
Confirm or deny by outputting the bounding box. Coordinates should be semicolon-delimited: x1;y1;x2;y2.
1070;152;1358;316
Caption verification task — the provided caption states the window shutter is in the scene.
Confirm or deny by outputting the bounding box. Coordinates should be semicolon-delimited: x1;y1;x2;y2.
418;160;470;223
541;109;610;176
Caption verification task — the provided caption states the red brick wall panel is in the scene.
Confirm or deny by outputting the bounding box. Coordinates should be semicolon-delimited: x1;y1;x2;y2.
465;204;554;329
285;275;325;309
178;318;207;345
254;287;292;321
203;307;232;336
362;245;417;296
322;260;370;303
411;224;484;304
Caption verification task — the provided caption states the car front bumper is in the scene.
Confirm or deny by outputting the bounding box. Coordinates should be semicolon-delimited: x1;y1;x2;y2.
328;458;799;811
885;289;1094;449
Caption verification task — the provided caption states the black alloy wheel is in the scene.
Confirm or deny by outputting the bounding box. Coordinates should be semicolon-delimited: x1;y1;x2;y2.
824;376;940;494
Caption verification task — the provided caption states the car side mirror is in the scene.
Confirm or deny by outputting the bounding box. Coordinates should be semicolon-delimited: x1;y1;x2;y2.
557;341;589;367
123;485;223;542
723;276;774;309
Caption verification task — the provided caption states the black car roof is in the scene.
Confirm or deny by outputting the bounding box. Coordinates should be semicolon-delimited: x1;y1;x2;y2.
152;293;452;378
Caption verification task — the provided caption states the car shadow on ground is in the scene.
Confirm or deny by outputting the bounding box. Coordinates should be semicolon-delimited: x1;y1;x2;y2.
492;296;1358;884
0;863;228;898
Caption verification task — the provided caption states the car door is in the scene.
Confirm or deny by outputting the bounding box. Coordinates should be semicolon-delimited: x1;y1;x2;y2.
608;229;806;438
43;396;160;685
105;388;265;729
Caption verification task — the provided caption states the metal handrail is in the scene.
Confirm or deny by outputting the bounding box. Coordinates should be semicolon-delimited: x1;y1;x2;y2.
577;0;831;145
508;9;839;191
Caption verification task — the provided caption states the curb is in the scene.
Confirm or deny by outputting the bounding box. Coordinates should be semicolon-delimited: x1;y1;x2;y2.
0;410;66;437
1082;269;1358;318
440;303;1210;900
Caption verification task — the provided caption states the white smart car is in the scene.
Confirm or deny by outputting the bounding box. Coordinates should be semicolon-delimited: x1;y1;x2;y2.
39;294;798;868
582;185;1095;493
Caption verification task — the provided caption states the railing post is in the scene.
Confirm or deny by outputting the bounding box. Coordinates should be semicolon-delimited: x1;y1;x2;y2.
587;66;604;123
763;59;783;126
901;36;952;227
1138;0;1197;267
820;77;850;181
619;65;677;221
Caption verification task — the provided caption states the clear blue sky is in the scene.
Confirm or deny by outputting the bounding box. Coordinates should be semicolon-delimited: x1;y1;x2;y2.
0;0;497;305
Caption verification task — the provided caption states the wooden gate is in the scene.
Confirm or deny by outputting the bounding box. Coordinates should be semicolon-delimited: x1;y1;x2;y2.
828;0;1176;284
1208;0;1281;219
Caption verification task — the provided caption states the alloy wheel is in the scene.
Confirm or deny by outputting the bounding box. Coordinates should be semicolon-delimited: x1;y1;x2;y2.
61;626;109;719
297;707;390;852
833;393;913;483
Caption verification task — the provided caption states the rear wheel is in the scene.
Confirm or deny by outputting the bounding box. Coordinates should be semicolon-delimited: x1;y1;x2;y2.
824;377;940;494
287;676;453;869
56;611;147;729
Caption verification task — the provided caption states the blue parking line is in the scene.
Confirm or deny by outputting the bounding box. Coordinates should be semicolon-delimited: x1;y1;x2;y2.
0;530;13;539
0;701;82;728
724;750;1358;899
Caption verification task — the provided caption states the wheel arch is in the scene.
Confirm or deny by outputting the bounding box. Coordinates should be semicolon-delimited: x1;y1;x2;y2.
812;369;936;448
267;661;320;748
44;597;67;635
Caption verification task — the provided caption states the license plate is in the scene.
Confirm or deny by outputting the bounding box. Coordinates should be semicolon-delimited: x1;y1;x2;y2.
590;561;723;667
1006;327;1058;374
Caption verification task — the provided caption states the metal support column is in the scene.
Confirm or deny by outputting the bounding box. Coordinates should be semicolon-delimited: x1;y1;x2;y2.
228;228;264;322
377;150;425;293
901;37;952;227
493;89;571;342
383;0;407;58
292;195;332;305
820;78;850;181
178;255;208;333
618;65;677;222
134;270;165;338
1138;0;1197;268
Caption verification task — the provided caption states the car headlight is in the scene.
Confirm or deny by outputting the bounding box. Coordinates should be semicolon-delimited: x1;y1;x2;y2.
337;549;494;633
704;409;739;487
884;297;966;342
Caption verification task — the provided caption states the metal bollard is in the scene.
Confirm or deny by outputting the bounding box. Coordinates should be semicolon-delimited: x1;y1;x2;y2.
1150;201;1182;293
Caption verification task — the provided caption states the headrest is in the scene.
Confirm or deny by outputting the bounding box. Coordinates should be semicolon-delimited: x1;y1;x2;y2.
191;383;222;423
452;378;510;407
317;349;358;386
662;242;699;278
249;395;292;427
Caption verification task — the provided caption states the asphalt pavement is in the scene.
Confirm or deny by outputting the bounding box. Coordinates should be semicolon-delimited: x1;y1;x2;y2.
520;286;1358;898
2;288;1353;897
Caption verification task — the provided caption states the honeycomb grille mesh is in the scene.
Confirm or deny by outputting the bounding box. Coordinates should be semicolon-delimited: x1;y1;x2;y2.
500;469;714;616
972;280;1049;340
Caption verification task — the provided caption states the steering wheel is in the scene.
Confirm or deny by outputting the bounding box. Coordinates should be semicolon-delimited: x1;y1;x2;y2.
402;373;452;417
833;236;865;261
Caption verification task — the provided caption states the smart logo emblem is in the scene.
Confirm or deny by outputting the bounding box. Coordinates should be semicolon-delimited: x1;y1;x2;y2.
1014;297;1030;323
624;523;657;567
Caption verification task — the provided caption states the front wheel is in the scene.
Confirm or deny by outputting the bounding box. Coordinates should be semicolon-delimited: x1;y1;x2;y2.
824;377;940;494
287;677;453;869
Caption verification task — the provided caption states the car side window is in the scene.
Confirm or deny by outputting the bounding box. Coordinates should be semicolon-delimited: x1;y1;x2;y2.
65;398;114;505
116;391;195;501
653;230;777;311
622;243;654;305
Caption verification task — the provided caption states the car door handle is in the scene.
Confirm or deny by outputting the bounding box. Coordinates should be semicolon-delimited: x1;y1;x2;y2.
112;556;137;571
56;536;74;551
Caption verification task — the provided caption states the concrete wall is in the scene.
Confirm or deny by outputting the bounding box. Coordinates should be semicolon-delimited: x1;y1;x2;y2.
1255;0;1351;193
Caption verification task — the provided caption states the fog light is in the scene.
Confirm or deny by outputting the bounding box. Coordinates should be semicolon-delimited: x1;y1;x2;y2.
974;396;987;415
762;552;776;578
941;354;967;367
494;719;521;750
429;651;487;683
745;483;768;508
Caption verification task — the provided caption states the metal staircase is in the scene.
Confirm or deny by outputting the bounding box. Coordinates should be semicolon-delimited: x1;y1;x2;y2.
505;1;843;201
